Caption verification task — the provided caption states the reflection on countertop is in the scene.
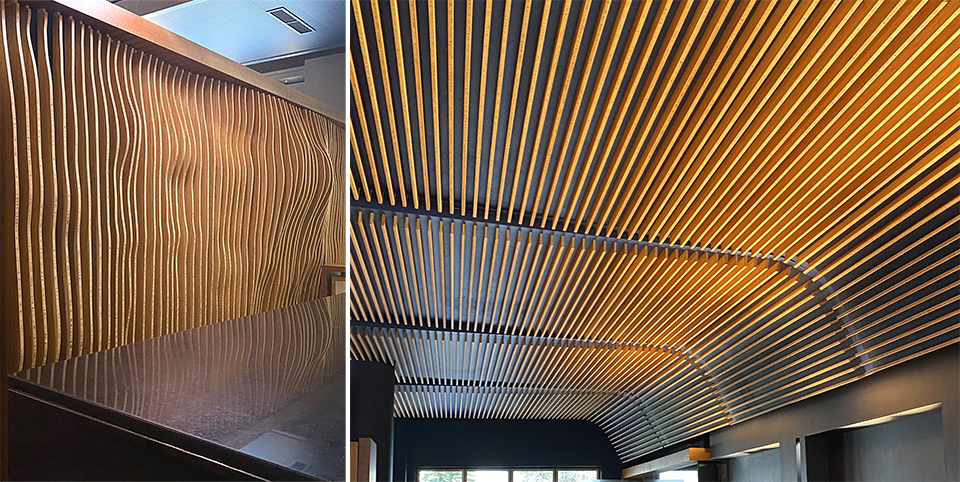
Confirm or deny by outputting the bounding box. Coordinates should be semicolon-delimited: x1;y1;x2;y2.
11;294;346;481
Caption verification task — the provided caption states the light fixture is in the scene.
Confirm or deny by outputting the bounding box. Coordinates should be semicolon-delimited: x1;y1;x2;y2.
838;403;942;430
719;442;781;459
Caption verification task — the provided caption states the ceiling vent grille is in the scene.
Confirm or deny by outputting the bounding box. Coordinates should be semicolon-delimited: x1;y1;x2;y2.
267;7;314;35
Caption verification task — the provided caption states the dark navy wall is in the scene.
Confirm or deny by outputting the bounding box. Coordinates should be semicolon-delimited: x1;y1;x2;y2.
351;360;396;482
392;418;622;482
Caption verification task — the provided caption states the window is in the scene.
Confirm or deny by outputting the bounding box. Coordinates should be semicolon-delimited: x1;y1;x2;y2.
420;471;465;482
419;469;600;482
467;470;509;482
514;470;553;482
656;470;698;482
557;470;600;482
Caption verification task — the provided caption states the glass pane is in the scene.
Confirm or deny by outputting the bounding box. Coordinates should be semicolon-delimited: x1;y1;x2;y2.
420;470;463;482
557;470;599;482
657;470;698;482
514;470;554;482
466;470;509;482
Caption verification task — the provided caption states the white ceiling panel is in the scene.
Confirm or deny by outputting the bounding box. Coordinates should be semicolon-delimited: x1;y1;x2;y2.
144;0;345;65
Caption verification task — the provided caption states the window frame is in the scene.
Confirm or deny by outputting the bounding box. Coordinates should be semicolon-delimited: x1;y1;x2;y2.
417;467;601;482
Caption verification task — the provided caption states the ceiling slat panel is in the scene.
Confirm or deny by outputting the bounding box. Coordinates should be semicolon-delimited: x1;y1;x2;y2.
350;0;960;462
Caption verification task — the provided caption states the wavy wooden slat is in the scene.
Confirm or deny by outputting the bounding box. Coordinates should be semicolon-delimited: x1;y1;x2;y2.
1;1;345;380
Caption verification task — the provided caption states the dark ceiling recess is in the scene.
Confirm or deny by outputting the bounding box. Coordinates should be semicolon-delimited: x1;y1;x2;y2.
268;6;315;34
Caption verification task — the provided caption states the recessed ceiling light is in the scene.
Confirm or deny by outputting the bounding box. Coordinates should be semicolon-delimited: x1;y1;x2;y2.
267;6;314;35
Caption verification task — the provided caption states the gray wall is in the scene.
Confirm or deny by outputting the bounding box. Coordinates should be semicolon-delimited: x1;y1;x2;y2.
804;409;945;482
709;345;959;482
728;449;779;482
291;53;346;113
839;410;945;481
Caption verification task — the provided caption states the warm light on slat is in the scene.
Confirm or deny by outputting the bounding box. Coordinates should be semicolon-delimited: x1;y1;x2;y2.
350;0;960;462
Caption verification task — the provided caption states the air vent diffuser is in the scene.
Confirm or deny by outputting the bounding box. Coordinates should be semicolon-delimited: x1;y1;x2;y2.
267;7;314;34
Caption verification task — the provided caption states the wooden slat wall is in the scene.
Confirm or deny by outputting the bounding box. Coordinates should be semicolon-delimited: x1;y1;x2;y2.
0;0;345;375
350;0;960;462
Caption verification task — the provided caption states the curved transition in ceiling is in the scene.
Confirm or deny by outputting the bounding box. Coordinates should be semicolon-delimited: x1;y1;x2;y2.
347;0;960;463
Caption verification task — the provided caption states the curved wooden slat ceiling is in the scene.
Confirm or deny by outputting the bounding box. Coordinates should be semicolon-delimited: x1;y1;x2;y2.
349;0;960;462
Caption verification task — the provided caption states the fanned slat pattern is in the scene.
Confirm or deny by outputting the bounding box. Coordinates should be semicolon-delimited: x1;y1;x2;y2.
0;1;345;375
349;0;960;463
